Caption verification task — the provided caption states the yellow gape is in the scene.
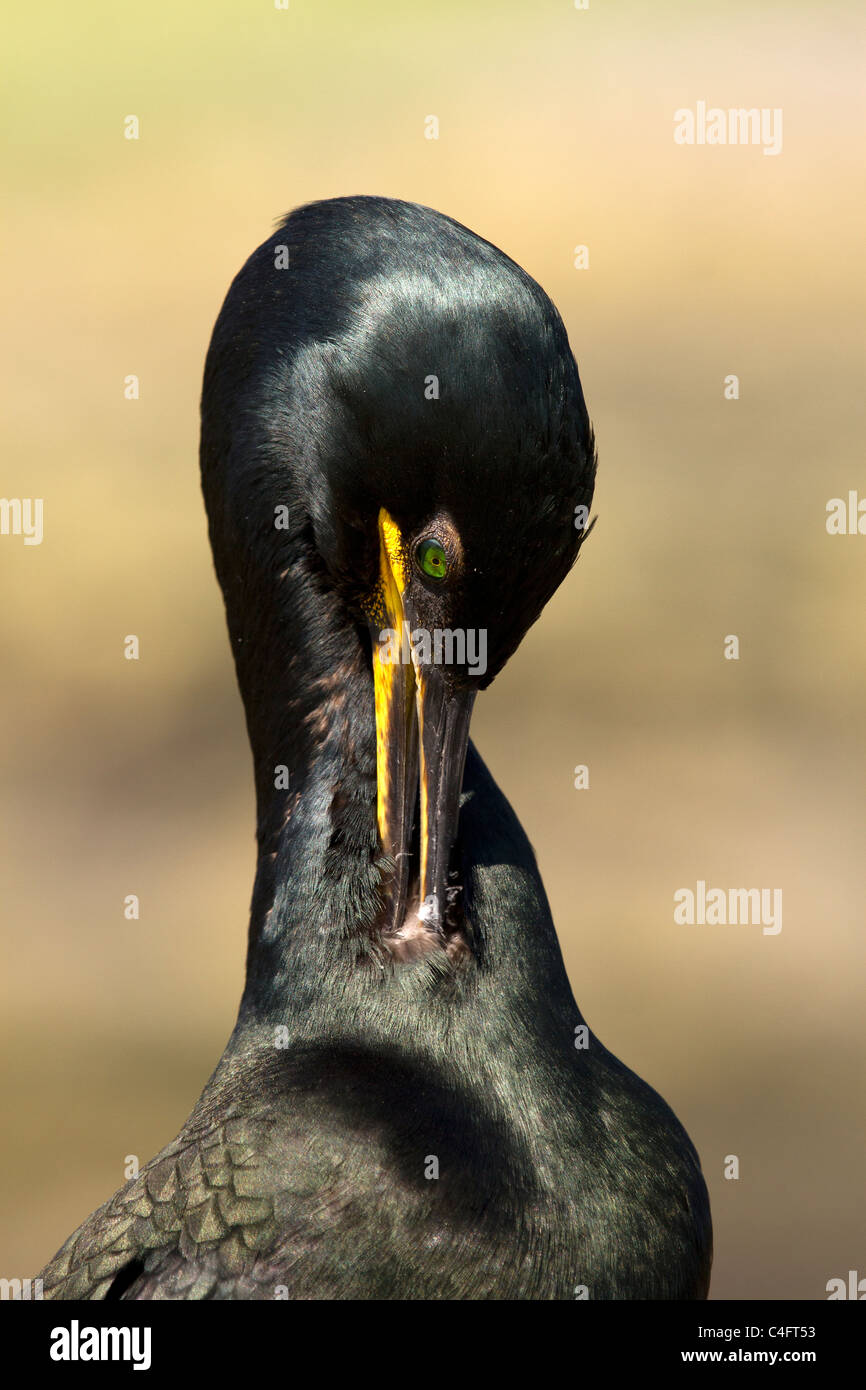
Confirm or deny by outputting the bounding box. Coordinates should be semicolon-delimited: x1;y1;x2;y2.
366;509;416;856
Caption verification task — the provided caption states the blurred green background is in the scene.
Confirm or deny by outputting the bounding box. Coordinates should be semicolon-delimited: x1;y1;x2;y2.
2;0;864;1298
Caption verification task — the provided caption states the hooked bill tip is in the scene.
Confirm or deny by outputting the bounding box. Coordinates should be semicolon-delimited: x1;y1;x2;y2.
418;893;441;927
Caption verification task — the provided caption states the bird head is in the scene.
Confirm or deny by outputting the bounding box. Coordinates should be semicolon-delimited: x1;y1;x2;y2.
201;196;595;947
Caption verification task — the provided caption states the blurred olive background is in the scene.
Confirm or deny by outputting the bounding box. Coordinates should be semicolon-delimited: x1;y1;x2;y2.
2;0;864;1299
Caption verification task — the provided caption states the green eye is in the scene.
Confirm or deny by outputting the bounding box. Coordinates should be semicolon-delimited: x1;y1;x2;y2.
416;538;448;580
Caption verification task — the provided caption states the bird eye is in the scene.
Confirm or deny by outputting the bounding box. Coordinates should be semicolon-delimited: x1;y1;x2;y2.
415;538;448;581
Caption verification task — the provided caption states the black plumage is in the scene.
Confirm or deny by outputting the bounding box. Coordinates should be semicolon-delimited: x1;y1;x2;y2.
39;196;711;1300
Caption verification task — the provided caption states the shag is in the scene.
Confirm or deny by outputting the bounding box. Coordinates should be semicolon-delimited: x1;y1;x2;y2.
39;196;711;1299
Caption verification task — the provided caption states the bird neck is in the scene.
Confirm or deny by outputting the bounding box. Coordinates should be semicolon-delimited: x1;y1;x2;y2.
217;517;385;1026
217;523;580;1051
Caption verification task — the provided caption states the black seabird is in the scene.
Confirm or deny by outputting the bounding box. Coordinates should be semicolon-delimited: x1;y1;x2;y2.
39;196;711;1300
